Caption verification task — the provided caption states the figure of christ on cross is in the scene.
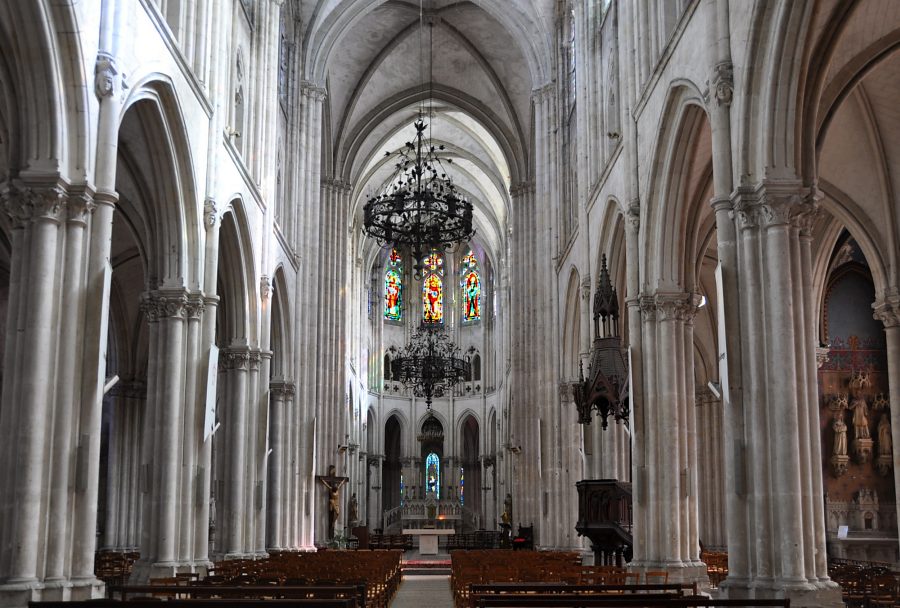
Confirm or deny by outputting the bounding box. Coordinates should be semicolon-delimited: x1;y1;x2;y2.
316;464;349;540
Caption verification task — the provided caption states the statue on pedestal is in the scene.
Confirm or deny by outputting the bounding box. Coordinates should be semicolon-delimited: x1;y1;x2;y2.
874;394;892;476
829;395;850;477
850;391;874;464
348;493;360;526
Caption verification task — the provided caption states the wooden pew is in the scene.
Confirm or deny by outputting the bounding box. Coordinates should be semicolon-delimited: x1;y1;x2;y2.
109;584;366;607
32;600;356;607
473;597;790;607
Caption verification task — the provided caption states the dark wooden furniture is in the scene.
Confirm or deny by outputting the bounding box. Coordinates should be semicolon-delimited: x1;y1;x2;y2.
575;479;633;565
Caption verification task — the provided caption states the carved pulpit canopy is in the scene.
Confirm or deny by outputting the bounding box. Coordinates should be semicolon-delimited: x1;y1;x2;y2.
571;255;630;429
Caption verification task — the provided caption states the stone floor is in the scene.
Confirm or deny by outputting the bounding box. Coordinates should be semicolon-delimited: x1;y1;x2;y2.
390;574;454;608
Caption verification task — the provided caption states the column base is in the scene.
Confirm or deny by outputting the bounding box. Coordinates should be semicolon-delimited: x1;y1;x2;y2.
719;577;843;608
628;562;710;587
0;578;105;608
129;559;211;583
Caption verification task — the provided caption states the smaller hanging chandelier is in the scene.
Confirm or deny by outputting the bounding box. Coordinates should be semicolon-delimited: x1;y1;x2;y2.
391;322;471;409
572;254;630;429
363;119;475;275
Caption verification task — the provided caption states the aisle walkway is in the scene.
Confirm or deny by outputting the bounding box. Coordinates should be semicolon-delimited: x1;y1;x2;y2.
390;574;454;608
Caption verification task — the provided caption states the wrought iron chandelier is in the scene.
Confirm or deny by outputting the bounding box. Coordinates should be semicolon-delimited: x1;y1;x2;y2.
572;255;630;429
362;4;474;275
391;323;471;409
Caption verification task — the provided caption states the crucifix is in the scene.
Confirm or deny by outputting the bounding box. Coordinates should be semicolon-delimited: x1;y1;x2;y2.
316;464;349;539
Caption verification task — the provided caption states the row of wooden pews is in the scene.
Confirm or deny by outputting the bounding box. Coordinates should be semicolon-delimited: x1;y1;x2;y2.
700;551;728;588
451;550;788;608
94;551;139;589
445;531;501;551
368;533;413;550
829;558;899;607
35;549;402;608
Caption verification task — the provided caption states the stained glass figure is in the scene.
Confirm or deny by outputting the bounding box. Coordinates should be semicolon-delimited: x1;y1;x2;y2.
384;249;402;321
426;452;440;499
423;274;443;322
461;250;481;322
423;251;444;275
460;466;464;505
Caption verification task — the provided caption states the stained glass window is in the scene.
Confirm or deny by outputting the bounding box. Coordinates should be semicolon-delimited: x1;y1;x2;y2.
384;249;402;321
459;466;464;505
461;250;481;322
426;453;440;499
422;251;444;323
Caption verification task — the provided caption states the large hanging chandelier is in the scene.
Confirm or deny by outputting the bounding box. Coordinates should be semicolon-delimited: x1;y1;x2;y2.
363;120;474;272
391;323;471;409
362;4;474;275
572;255;630;429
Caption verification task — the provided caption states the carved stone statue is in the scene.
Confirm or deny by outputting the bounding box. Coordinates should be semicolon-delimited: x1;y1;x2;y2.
851;395;870;439
876;413;893;476
833;411;848;457
348;492;359;526
828;395;850;477
878;414;892;456
850;394;874;464
501;493;513;526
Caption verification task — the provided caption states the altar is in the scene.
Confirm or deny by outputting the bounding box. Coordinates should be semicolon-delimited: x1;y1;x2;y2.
402;528;455;555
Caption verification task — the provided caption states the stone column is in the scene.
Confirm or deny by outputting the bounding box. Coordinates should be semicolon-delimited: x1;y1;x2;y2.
131;289;190;581
873;296;900;560
623;203;647;562
695;388;726;550
178;294;206;565
221;344;251;557
724;182;841;607
631;293;706;582
268;379;291;550
0;183;66;587
292;81;326;546
104;381;147;551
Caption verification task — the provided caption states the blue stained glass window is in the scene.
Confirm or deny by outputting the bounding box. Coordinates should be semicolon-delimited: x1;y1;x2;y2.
460;466;464;505
425;452;440;499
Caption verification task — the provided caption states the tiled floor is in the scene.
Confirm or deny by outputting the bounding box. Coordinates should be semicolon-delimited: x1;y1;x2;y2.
390;574;454;608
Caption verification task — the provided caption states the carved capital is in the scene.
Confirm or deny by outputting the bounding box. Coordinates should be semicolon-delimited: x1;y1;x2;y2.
3;182;67;226
185;294;206;319
66;187;97;223
222;348;252;370
654;293;697;322
300;80;327;101
249;350;263;370
94;53;119;99
874;295;900;328
270;380;296;399
509;181;535;199
141;289;189;321
639;295;657;322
